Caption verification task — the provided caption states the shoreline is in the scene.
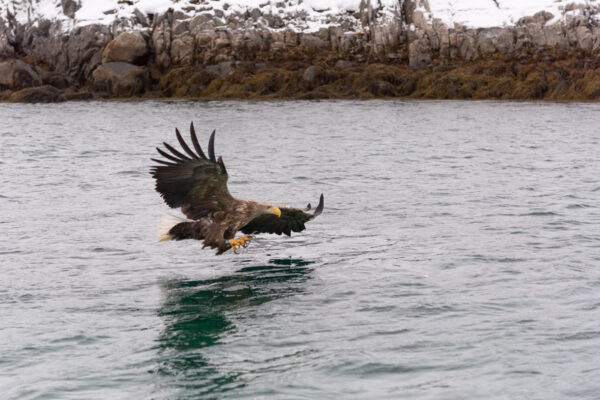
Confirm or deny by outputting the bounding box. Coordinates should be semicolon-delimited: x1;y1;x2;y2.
3;47;600;103
2;1;600;103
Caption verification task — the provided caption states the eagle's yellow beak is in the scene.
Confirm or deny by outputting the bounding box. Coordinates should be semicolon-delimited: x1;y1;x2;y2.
268;206;282;217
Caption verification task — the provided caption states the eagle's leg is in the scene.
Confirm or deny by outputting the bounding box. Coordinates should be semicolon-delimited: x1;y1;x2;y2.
228;235;254;253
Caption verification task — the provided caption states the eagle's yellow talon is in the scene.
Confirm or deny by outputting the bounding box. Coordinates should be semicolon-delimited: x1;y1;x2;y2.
229;236;252;253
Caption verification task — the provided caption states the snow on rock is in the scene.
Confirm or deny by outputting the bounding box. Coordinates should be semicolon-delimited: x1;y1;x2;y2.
2;0;598;31
425;0;599;28
0;0;394;31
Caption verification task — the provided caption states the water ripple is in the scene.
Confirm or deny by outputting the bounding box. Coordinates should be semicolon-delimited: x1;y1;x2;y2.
1;100;599;400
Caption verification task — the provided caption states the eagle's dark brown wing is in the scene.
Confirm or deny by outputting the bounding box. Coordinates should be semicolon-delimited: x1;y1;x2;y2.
240;194;324;236
150;123;234;220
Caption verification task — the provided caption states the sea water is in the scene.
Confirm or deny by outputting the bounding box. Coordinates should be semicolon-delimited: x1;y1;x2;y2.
1;100;599;399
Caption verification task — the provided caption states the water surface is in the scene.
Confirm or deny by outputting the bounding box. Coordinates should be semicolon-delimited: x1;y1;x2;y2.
1;100;599;399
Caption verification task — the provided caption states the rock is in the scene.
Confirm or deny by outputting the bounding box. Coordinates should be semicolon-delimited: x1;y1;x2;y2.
0;60;42;90
152;21;172;69
205;62;236;78
437;23;450;57
9;85;65;103
303;65;319;82
157;66;219;97
0;17;15;60
44;72;71;90
335;60;353;70
477;28;499;55
7;2;600;102
83;48;104;78
409;35;432;69
102;31;149;65
215;38;231;49
15;23;112;77
544;23;568;48
457;30;478;61
495;28;516;53
189;14;213;34
528;23;547;47
58;24;112;74
172;20;190;36
284;31;300;47
301;34;328;49
302;65;331;89
91;62;149;97
249;7;261;20
533;11;554;24
593;27;600;50
170;35;195;65
370;80;395;96
0;89;12;101
133;8;150;27
240;30;266;52
517;16;536;26
264;14;285;29
576;26;593;50
61;0;81;19
412;10;429;32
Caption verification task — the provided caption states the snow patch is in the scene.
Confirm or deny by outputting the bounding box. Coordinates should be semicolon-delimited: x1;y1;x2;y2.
0;0;598;30
427;0;598;28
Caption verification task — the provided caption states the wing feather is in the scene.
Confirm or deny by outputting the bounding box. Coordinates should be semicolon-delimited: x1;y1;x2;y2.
190;122;208;160
156;147;181;163
176;128;199;159
208;129;217;162
163;141;192;161
151;126;233;219
151;158;176;166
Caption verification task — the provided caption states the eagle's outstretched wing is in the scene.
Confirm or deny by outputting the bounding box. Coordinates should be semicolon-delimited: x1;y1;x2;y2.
150;123;234;220
240;194;324;236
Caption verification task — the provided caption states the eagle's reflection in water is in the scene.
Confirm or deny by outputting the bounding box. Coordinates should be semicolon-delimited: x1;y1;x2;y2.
154;259;314;398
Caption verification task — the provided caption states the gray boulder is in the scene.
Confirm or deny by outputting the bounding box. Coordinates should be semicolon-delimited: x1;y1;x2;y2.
61;0;81;19
303;65;319;82
102;31;149;65
170;35;195;66
205;62;236;78
335;60;353;70
152;20;172;69
9;85;65;103
370;80;395;97
302;65;329;89
0;60;42;90
91;62;149;97
0;17;15;60
409;34;432;69
301;34;329;49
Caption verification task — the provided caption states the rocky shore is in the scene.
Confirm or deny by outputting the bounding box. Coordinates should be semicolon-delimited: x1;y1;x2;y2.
2;0;600;102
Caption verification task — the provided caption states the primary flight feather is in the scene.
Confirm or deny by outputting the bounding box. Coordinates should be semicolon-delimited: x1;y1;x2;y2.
150;123;324;254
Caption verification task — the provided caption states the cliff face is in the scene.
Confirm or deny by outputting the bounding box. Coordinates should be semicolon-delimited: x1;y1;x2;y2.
2;0;600;101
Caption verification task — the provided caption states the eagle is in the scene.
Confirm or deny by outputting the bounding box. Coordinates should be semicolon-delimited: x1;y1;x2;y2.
150;123;324;255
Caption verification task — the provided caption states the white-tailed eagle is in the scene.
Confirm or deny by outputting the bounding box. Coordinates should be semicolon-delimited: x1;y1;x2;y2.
150;123;324;254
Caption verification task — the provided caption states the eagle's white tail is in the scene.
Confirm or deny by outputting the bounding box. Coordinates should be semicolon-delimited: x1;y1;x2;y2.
157;214;190;242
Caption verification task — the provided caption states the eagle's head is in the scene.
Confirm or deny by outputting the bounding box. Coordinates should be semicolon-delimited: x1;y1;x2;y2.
254;203;281;218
